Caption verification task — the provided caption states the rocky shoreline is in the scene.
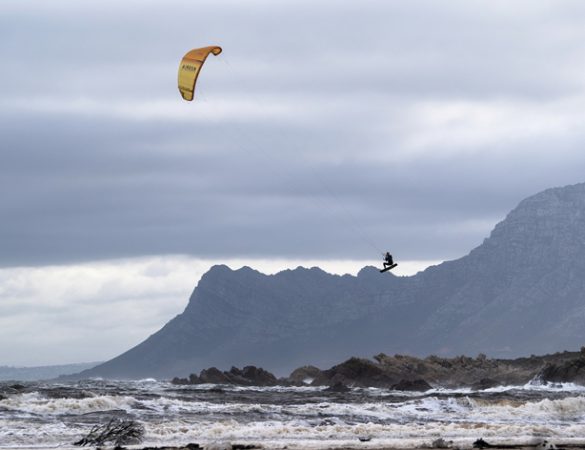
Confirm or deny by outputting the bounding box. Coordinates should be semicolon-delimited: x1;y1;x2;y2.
171;348;585;390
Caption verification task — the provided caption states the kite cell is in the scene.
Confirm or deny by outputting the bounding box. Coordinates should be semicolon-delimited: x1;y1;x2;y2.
178;46;222;101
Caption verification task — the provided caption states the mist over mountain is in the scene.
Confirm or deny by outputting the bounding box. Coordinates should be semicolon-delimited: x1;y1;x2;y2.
80;183;585;379
0;363;99;382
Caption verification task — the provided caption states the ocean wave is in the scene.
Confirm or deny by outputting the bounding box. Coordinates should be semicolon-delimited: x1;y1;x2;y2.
1;381;585;449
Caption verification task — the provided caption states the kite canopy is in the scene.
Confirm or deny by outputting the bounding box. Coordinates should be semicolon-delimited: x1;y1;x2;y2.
178;46;222;101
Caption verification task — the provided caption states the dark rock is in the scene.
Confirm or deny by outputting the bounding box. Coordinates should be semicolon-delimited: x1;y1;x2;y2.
199;367;231;384
231;445;259;450
392;378;432;391
538;359;585;383
289;365;322;385
188;374;200;384
229;366;244;377
135;445;201;450
316;357;395;387
319;419;336;426
169;347;585;389
171;366;277;386
473;438;492;449
325;382;351;393
432;438;452;448
358;436;371;442
471;378;499;390
222;372;251;386
241;365;278;386
224;365;277;386
371;351;564;388
276;377;293;386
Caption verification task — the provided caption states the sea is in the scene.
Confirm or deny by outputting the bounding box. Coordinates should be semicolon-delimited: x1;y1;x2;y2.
1;379;585;449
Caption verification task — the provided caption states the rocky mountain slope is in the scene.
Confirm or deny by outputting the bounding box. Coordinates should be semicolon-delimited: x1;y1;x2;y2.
79;183;585;379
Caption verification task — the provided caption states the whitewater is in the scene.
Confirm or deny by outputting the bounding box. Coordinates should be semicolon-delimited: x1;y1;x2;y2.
1;379;585;449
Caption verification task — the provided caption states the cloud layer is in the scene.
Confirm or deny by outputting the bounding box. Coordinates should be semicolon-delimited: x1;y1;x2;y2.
2;1;585;266
0;256;438;365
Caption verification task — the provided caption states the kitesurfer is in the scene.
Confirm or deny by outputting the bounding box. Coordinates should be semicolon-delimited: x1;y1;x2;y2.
383;252;394;268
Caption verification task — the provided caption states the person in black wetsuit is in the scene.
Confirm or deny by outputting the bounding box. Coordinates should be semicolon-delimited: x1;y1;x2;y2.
383;251;394;268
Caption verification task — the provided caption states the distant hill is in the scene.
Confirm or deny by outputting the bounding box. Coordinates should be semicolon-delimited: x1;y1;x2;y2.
0;362;99;381
79;182;585;379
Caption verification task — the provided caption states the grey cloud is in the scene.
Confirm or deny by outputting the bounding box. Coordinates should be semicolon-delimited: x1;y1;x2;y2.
2;1;585;101
2;1;585;266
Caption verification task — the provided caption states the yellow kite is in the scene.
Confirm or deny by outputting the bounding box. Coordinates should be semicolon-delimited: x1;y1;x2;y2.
178;46;222;101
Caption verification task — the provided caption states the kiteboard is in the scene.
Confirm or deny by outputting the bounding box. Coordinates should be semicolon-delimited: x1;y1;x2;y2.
379;263;398;273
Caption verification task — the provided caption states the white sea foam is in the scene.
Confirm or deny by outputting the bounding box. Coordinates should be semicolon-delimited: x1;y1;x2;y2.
0;392;139;416
137;378;158;383
523;380;585;392
174;383;328;393
137;418;585;449
1;382;585;449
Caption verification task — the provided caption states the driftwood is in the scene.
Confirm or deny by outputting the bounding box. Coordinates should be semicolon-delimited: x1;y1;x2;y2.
74;418;145;446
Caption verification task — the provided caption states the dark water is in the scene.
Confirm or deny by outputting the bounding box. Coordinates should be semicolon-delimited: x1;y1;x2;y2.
1;379;585;449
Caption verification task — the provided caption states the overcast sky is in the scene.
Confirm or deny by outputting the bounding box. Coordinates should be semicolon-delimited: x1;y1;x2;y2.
2;0;585;366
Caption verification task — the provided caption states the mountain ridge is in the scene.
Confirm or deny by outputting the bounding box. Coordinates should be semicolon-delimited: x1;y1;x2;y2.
78;182;585;379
